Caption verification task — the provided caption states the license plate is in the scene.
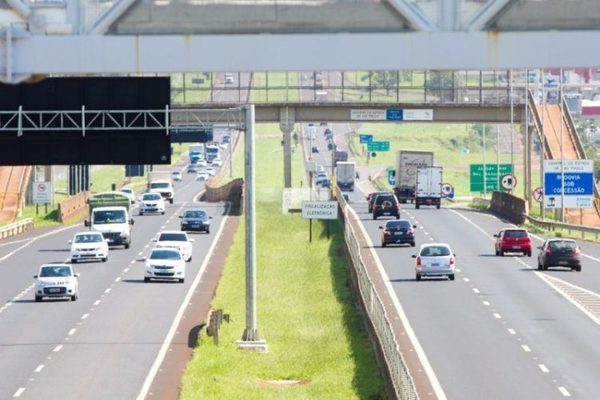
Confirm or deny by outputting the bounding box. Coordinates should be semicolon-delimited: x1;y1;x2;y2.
394;232;402;236
559;261;568;265
48;288;60;293
431;263;439;267
383;211;391;215
512;245;520;249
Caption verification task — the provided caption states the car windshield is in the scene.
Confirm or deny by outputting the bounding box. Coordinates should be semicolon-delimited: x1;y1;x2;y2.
143;193;161;201
93;210;126;224
40;266;72;277
150;182;170;189
420;246;451;257
74;234;103;243
549;241;577;251
386;220;411;229
158;233;187;242
121;188;132;194
504;230;528;238
149;250;181;260
184;210;207;219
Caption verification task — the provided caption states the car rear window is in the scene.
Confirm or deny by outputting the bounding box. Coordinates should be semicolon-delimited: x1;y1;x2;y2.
376;196;395;204
386;220;411;229
159;233;187;242
420;246;451;257
504;230;528;238
184;210;206;219
549;241;577;251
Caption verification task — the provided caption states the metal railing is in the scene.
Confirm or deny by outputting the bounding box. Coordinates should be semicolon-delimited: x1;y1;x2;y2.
0;218;33;239
336;187;418;400
526;214;600;240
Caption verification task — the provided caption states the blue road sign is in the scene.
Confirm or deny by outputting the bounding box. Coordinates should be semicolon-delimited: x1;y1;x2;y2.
388;169;396;186
359;134;373;144
386;109;403;121
544;172;594;196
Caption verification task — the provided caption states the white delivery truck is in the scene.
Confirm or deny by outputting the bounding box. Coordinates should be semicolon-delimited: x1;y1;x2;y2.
393;150;434;203
415;166;443;209
85;192;134;249
335;161;356;191
147;171;174;204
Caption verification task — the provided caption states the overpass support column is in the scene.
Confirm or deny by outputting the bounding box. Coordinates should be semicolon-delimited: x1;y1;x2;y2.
280;107;296;188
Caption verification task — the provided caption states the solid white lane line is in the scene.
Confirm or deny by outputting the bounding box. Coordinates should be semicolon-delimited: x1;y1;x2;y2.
521;345;531;352
138;251;143;256
13;388;25;398
455;268;461;272
558;387;571;397
53;345;62;352
93;300;101;306
482;301;490;306
348;206;448;400
493;313;502;319
68;329;76;336
538;364;549;373
34;364;44;373
81;314;89;320
0;224;79;265
104;288;111;294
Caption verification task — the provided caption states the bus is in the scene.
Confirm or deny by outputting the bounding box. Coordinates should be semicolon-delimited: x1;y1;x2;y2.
206;144;220;162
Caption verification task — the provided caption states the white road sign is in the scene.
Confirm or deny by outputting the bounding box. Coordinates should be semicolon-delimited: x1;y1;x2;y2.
301;201;338;220
33;181;52;204
403;109;434;121
500;174;517;190
350;109;386;121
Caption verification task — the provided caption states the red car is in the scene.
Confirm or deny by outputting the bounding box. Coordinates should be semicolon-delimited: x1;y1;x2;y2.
494;228;532;257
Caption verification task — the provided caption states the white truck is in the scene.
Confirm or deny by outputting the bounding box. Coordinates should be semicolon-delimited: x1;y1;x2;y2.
394;150;434;203
147;171;174;204
335;161;355;191
85;192;134;249
415;166;443;209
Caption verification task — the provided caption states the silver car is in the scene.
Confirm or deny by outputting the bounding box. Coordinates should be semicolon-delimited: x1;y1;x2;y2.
413;243;456;281
34;264;79;302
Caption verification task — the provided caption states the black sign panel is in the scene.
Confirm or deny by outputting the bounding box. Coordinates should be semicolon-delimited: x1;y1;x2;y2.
0;77;171;165
170;125;214;143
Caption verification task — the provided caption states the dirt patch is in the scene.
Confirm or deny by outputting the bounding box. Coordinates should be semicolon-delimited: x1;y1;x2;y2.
257;378;311;388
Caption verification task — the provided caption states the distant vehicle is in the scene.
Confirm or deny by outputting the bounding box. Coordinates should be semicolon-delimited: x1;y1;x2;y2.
224;73;234;84
415;166;442;209
311;146;319;153
334;150;348;165
494;228;532;257
34;264;79;302
320;122;327;126
327;142;334;151
315;172;328;186
172;171;183;181
187;164;198;174
188;143;204;161
413;243;456;281
144;248;185;283
221;135;231;144
211;157;223;167
69;232;109;263
321;178;331;188
153;231;194;262
380;219;416;248
85;192;134;249
324;128;333;137
147;172;174;204
196;171;210;181
179;209;211;233
367;191;392;213
537;239;581;271
394;150;434;204
335;161;355;191
119;187;136;204
307;125;317;140
206;144;220;163
204;167;217;176
139;192;166;216
372;193;400;220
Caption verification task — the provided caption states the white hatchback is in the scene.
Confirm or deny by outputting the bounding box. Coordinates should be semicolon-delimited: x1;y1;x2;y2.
34;264;79;302
69;231;109;263
144;248;186;283
153;230;194;262
139;192;166;215
119;187;136;204
413;243;456;281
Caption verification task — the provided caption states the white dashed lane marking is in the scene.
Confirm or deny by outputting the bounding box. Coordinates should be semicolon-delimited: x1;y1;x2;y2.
472;288;480;294
68;329;76;336
493;313;502;319
558;387;571;397
81;313;89;320
521;345;531;352
93;300;101;306
104;288;111;294
13;388;25;398
482;301;490;306
538;364;549;373
52;345;62;353
34;365;44;373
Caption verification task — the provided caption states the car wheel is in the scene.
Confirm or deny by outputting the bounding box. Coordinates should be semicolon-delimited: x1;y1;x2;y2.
381;242;386;248
495;249;499;256
410;242;416;247
415;273;421;281
527;251;532;257
436;204;441;209
188;256;192;262
542;263;548;271
125;242;130;249
206;229;210;234
373;214;377;220
139;212;144;216
537;262;543;271
179;278;185;283
575;266;582;272
415;204;420;209
71;295;78;301
395;214;400;219
500;250;504;257
161;211;165;215
102;257;108;262
35;295;42;302
448;274;455;281
169;199;174;204
144;277;150;283
71;259;77;264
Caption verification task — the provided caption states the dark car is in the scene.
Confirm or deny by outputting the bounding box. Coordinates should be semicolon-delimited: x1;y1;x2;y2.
186;164;197;173
311;146;319;153
494;228;532;256
372;194;400;220
321;178;331;188
179;209;211;233
327;142;334;151
537;239;581;271
380;219;416;247
324;128;333;137
367;191;392;213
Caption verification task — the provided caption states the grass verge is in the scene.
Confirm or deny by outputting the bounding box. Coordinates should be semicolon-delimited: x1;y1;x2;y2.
180;124;386;399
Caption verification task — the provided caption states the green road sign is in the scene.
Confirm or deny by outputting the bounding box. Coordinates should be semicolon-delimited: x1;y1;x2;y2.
470;164;513;192
367;141;390;152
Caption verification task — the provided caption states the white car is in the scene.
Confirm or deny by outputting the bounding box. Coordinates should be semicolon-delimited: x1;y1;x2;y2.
224;73;234;84
69;232;109;263
153;230;194;262
413;243;456;281
204;167;217;176
172;170;183;181
144;248;185;283
34;264;79;302
119;187;135;204
139;192;166;215
196;171;210;181
211;158;223;167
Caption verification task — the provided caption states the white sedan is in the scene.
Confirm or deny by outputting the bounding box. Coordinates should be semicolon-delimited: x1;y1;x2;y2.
196;172;209;181
211;158;223;167
69;231;109;263
153;230;194;262
143;248;186;283
139;192;166;215
172;170;183;181
34;264;79;302
204;167;217;176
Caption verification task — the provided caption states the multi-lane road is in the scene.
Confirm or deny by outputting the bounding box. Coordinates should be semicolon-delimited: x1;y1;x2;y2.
0;163;227;399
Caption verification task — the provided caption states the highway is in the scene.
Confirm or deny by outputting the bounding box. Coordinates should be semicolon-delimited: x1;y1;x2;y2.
0;160;227;399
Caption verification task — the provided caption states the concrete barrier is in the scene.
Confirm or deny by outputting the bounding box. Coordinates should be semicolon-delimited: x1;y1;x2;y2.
58;191;90;222
205;178;244;215
490;191;526;224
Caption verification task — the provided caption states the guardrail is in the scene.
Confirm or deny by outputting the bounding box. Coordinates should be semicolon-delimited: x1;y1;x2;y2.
336;187;418;400
525;214;600;240
0;218;33;239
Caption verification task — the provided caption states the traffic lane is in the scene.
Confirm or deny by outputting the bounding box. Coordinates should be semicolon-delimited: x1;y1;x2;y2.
446;207;600;303
352;202;577;399
407;205;600;398
0;178;204;398
20;201;226;400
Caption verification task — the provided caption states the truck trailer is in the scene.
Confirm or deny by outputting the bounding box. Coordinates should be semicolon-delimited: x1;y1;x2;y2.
393;150;434;203
415;166;443;209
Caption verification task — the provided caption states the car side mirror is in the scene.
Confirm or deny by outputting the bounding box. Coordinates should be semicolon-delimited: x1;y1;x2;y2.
493;234;498;238
130;219;135;225
209;216;213;219
454;254;457;257
68;240;72;244
33;275;38;279
152;239;157;242
74;273;80;278
378;226;383;229
411;255;417;258
178;215;183;219
135;255;147;262
413;225;417;229
84;220;90;227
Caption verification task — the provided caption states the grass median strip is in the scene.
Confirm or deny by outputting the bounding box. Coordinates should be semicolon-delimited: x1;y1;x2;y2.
180;125;385;399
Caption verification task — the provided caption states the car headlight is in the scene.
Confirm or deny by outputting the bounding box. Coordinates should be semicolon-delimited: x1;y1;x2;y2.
120;232;128;238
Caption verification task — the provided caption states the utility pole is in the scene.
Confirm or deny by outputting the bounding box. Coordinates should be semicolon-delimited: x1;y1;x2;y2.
541;69;546;220
560;68;565;223
509;69;514;193
483;123;486;197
